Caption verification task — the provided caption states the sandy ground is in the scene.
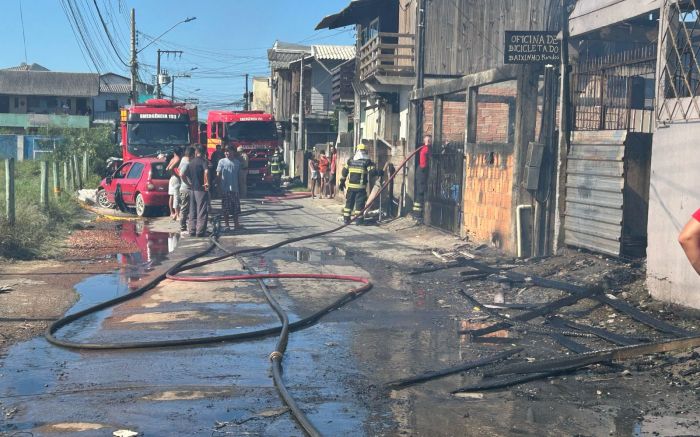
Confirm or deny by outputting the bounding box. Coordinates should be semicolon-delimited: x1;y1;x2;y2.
0;207;139;351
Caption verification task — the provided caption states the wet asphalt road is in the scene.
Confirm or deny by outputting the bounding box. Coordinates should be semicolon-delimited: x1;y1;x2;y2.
2;196;700;436
0;197;434;436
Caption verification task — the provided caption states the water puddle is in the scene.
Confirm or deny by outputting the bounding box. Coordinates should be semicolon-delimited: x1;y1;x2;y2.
278;247;347;263
115;221;180;288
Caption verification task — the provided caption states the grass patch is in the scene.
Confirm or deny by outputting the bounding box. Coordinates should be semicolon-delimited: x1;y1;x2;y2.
0;160;82;259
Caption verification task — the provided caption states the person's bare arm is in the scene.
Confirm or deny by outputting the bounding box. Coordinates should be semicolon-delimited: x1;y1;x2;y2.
679;217;700;275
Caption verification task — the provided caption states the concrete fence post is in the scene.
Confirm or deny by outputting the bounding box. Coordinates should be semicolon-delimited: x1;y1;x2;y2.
40;161;48;210
52;161;61;198
82;151;88;182
73;155;83;190
63;161;70;192
69;158;76;192
5;158;15;225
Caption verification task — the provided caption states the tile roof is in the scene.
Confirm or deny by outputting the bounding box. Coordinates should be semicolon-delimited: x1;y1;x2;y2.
0;70;99;97
312;45;356;61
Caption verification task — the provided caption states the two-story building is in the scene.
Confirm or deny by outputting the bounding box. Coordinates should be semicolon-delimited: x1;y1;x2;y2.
268;41;355;177
0;63;98;131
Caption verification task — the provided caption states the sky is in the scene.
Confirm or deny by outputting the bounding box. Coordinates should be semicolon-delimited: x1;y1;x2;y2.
2;0;355;113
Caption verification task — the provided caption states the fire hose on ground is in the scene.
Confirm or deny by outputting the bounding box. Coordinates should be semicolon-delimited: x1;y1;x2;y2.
45;147;426;436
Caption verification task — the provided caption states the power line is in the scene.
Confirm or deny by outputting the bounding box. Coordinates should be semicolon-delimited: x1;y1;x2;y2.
59;0;100;73
18;0;28;64
91;0;129;67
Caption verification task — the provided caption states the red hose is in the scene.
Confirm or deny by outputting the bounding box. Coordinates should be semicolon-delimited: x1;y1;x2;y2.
167;272;369;284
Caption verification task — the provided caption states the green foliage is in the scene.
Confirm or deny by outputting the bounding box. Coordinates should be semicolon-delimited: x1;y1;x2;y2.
0;124;119;260
0;160;81;259
46;125;119;177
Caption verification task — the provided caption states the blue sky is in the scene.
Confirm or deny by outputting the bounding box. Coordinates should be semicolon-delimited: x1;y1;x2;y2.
2;0;354;111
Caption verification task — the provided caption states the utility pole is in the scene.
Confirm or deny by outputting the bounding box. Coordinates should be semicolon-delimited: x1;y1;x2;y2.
244;74;249;111
130;8;137;104
171;73;192;101
297;56;305;150
155;49;183;99
156;49;162;98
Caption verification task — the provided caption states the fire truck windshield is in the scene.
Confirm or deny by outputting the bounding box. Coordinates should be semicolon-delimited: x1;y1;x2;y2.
226;121;277;141
128;122;190;146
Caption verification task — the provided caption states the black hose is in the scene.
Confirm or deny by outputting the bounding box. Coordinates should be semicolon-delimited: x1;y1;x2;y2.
211;235;321;436
46;148;424;435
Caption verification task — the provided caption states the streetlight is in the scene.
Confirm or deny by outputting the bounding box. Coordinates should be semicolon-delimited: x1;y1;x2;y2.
138;17;197;54
130;15;196;101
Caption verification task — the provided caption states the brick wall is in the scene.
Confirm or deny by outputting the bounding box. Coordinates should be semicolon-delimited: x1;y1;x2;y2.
475;83;517;144
475;102;511;143
422;99;434;136
462;146;514;252
441;100;466;142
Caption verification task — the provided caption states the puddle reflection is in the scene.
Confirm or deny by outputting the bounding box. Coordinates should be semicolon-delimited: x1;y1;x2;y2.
115;221;180;287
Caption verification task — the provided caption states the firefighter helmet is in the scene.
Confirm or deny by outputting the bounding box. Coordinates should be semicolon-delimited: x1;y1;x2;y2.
356;143;367;151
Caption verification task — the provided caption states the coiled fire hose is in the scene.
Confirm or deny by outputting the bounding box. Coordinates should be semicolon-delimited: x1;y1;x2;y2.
45;146;425;436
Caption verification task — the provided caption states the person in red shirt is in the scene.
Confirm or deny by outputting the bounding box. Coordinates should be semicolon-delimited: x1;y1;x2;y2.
679;208;700;274
412;134;432;221
318;150;330;199
328;146;338;198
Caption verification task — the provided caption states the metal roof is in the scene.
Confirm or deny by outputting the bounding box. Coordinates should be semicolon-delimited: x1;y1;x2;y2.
312;45;356;61
3;62;50;71
315;0;377;30
268;40;311;70
0;70;99;97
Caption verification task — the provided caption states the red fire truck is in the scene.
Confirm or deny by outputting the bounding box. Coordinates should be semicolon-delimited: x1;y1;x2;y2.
118;99;198;161
206;110;280;185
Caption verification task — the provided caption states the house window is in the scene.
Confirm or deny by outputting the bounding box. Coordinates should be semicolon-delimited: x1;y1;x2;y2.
105;99;119;112
360;18;379;46
13;97;19;109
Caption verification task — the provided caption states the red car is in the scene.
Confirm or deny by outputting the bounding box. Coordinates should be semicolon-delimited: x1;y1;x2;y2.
97;157;170;217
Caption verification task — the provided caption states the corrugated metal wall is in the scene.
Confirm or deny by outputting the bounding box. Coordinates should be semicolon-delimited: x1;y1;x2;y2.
564;130;626;256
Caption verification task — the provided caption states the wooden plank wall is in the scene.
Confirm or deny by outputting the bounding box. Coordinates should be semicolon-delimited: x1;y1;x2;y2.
423;0;560;77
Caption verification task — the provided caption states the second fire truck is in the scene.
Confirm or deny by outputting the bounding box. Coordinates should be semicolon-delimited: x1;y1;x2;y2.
206;110;281;186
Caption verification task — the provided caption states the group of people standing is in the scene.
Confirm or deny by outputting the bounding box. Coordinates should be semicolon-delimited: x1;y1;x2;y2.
308;146;337;199
165;144;245;237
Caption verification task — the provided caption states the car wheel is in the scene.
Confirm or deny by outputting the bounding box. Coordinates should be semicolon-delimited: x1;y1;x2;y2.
135;193;150;217
97;189;115;209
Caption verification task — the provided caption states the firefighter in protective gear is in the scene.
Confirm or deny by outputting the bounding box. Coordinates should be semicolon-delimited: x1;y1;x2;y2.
339;143;382;224
269;149;284;187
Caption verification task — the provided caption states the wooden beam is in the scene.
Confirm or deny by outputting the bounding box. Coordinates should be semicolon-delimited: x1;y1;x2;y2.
410;65;521;100
511;64;539;256
433;95;443;146
569;0;660;37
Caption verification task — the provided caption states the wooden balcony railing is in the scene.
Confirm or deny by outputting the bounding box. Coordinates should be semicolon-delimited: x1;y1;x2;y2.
359;32;415;81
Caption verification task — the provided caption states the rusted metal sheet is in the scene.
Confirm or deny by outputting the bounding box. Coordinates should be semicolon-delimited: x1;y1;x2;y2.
564;130;627;256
